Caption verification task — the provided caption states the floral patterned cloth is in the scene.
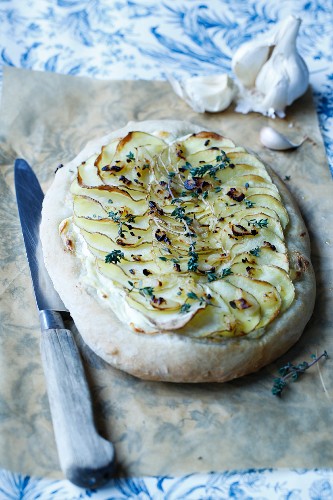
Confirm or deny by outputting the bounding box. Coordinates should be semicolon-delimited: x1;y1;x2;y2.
1;0;333;497
1;468;333;499
1;0;332;173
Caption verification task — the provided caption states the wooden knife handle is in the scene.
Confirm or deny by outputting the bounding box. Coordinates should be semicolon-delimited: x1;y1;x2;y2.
40;328;116;488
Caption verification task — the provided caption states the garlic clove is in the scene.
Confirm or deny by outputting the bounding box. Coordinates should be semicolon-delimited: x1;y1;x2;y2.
168;74;236;113
232;44;271;88
260;72;290;117
232;21;281;89
259;126;305;150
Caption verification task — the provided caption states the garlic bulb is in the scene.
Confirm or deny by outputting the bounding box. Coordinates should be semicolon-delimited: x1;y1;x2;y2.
168;74;236;113
232;16;309;118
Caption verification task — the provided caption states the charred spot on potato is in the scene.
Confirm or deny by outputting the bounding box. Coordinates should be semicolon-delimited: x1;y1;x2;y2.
227;188;245;202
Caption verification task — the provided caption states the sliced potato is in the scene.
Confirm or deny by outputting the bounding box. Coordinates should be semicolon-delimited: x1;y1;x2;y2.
78;155;102;187
226;274;281;328
215;164;272;184
209;280;261;334
73;215;153;245
95;140;119;171
226;152;267;170
230;262;295;312
113;131;166;161
228;174;279;192
181;132;236;155
73;195;107;219
231;248;289;272
80;228;154;261
229;229;287;256
246;194;289;228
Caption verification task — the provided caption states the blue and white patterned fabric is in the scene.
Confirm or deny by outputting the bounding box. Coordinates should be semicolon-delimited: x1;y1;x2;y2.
1;1;333;497
1;468;333;500
0;0;332;173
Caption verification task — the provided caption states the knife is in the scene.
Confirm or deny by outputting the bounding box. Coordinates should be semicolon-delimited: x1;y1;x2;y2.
14;159;116;488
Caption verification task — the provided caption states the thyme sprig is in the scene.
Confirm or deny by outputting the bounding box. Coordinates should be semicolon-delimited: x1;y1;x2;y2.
167;186;198;272
187;243;199;272
171;206;193;225
272;351;329;397
248;218;268;228
128;280;154;298
206;268;233;282
189;152;230;179
180;290;212;313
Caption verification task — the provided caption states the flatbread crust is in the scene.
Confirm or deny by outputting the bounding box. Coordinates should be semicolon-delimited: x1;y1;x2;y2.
40;120;315;382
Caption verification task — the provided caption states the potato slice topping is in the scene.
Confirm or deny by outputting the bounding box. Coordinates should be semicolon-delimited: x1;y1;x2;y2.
61;130;294;337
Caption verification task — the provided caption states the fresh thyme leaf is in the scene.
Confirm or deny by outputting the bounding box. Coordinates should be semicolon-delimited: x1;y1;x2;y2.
249;247;261;257
171;198;183;204
125;214;136;223
108;211;121;222
139;286;154;298
180;303;191;313
128;280;134;287
158;256;168;261
207;272;218;282
245;199;255;208
171;206;185;219
272;379;287;396
168;171;176;178
202;191;208;199
126;151;135;161
184;215;193;225
221;268;232;278
105;250;124;264
187;291;199;300
171;206;193;225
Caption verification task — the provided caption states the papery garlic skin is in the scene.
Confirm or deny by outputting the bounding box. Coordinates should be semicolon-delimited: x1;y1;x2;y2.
168;74;236;113
232;16;309;118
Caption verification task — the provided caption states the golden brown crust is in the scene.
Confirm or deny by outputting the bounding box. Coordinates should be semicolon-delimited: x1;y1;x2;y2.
40;120;315;383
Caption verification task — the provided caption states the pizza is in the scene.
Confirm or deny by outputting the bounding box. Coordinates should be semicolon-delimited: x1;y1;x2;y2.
40;120;315;382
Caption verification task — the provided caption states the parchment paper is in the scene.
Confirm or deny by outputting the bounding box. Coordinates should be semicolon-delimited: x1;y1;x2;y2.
1;66;332;479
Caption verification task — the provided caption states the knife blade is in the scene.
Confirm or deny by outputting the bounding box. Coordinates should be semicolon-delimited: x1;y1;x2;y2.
14;159;116;488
